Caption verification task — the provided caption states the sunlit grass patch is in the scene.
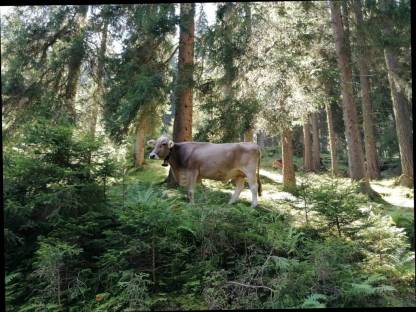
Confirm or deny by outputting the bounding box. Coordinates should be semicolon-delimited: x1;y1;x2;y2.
101;162;416;309
127;161;170;183
370;178;414;208
121;162;413;242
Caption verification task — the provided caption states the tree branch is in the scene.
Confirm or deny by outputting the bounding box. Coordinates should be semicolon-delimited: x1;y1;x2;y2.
227;281;276;293
164;45;179;65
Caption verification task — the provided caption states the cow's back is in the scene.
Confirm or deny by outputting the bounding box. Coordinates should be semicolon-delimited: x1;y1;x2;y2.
171;142;260;181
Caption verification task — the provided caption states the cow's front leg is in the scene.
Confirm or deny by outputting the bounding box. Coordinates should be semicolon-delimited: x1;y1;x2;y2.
186;170;198;204
187;186;195;204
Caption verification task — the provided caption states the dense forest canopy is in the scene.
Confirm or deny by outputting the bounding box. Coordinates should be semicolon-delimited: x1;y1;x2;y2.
1;2;414;310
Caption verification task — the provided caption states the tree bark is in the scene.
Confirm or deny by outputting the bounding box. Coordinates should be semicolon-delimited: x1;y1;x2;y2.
244;128;254;142
384;50;413;186
330;1;366;181
352;0;380;180
282;128;296;192
172;3;195;143
311;112;321;172
89;18;108;138
168;3;195;186
325;103;338;176
64;5;88;123
134;110;147;168
303;115;313;172
380;0;413;187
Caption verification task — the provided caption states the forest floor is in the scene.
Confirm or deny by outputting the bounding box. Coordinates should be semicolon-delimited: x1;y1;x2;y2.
105;158;415;309
126;158;414;229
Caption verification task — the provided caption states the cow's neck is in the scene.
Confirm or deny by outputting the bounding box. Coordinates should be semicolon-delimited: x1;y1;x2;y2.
162;150;171;166
167;145;179;170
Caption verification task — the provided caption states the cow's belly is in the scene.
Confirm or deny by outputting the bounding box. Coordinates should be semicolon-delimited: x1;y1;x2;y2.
199;167;244;181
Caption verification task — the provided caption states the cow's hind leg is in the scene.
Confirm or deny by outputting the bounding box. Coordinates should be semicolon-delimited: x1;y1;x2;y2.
243;170;258;208
228;177;245;205
197;176;208;202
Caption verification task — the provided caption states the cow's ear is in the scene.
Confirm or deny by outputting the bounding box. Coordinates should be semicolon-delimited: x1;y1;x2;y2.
168;140;174;149
147;139;155;147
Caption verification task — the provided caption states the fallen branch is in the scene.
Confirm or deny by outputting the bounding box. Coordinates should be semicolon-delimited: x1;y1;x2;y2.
227;281;276;294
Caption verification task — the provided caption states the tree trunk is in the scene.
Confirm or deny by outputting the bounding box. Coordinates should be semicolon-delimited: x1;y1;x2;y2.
352;0;380;180
172;3;195;143
325;103;338;176
57;267;61;306
64;5;88;123
168;3;195;186
134;106;153;167
244;128;254;142
257;130;265;148
303;115;313;172
89;18;108;138
330;1;366;181
134;122;145;167
311;112;321;172
384;50;413;186
380;0;413;187
282;128;296;192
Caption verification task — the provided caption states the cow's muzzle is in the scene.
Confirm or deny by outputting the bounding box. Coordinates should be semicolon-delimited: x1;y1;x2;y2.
149;152;159;159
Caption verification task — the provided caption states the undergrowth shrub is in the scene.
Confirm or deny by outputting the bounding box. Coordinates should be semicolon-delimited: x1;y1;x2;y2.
304;177;368;237
5;161;415;310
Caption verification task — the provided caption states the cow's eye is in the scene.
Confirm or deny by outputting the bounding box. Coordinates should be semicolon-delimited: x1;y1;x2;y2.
162;143;167;146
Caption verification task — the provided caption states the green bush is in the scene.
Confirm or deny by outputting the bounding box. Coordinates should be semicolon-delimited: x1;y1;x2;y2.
306;178;368;237
5;146;415;309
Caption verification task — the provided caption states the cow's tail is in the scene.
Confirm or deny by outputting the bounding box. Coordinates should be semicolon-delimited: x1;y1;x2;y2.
257;150;262;196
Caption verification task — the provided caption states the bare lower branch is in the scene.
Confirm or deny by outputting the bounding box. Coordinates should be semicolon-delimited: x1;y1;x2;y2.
227;281;276;293
164;45;179;65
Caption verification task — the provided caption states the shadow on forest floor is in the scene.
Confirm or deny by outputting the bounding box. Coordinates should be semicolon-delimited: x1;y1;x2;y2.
123;161;413;212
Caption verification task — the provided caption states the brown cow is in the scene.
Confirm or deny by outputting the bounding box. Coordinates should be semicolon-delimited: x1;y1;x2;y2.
272;159;298;171
272;159;283;169
148;136;262;207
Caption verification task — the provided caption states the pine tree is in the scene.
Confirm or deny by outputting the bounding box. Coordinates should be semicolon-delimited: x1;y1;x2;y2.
303;114;313;172
329;1;366;181
64;5;88;123
172;3;195;143
352;0;380;180
311;111;321;172
379;0;413;187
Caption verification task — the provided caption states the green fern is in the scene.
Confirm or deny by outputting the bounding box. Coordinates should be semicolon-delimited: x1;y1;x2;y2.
374;285;397;294
270;256;291;271
5;272;22;285
301;293;327;308
348;282;377;296
365;274;387;284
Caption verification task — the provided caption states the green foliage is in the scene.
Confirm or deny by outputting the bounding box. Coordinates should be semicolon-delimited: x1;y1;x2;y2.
194;2;260;142
301;293;327;308
102;4;176;142
356;214;414;276
304;177;368;236
3;117;118;274
195;97;261;142
1;6;92;131
2;2;414;310
5;160;415;310
340;274;397;307
32;238;82;304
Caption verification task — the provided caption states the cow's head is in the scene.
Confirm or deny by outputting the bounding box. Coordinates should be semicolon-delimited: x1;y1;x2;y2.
148;136;174;161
